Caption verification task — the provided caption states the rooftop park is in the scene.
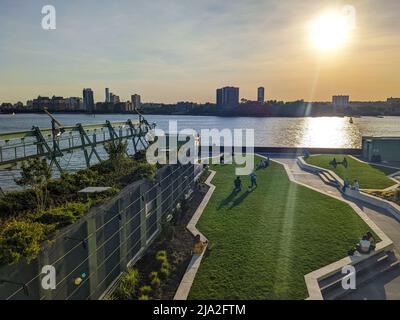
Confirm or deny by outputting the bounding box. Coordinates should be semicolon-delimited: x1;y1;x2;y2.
188;155;377;300
305;155;398;190
0;141;156;265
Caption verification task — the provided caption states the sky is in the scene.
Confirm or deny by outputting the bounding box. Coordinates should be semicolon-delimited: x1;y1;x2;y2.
0;0;399;104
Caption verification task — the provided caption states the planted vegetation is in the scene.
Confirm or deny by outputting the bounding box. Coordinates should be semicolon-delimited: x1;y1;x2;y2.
0;140;156;265
108;170;211;300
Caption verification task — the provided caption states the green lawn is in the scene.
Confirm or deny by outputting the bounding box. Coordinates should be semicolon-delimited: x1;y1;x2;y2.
305;155;397;190
188;156;376;300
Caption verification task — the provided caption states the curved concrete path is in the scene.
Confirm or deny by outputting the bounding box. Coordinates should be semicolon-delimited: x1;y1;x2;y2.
270;156;400;300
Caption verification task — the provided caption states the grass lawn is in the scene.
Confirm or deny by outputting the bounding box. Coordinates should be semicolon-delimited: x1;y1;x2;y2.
305;155;397;190
188;156;376;300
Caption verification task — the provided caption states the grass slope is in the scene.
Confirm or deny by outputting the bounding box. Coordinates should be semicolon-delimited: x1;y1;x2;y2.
189;156;375;300
306;155;396;190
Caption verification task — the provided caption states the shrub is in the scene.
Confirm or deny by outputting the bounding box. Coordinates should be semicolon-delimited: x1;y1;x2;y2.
113;268;139;300
34;202;91;228
160;263;170;279
150;277;161;289
0;189;37;218
149;271;161;288
15;158;52;211
138;295;150;300
104;140;128;160
149;271;158;281
118;162;156;186
133;149;147;162
0;220;51;265
155;250;167;264
139;285;152;296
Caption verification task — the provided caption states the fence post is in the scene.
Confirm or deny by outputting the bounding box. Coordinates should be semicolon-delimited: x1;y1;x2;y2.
139;182;148;249
86;218;98;299
119;197;128;271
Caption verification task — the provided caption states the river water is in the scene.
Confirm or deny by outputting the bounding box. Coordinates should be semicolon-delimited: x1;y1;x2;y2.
0;113;399;188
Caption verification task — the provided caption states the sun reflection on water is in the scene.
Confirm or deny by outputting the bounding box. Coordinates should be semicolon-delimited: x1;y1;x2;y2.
299;117;360;148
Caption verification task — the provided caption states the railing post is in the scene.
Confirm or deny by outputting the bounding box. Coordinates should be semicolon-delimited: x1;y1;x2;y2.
119;197;128;271
86;218;98;299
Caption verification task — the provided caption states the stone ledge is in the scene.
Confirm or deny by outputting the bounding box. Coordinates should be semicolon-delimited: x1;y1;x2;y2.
174;170;216;300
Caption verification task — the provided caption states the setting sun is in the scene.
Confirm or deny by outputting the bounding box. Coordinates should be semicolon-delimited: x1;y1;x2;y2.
310;11;354;51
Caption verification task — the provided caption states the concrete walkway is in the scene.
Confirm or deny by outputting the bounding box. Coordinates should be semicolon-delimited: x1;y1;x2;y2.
269;156;400;300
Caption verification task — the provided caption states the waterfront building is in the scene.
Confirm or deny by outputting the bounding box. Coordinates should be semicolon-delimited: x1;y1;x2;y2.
387;97;400;105
216;86;239;108
65;97;83;111
332;95;350;107
131;94;142;110
258;87;265;104
105;88;110;102
83;88;95;112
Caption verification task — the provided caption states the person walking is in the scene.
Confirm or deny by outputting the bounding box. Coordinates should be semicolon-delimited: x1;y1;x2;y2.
250;172;257;188
234;176;242;192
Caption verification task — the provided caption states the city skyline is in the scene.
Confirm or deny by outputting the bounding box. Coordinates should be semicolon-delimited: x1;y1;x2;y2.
1;0;400;103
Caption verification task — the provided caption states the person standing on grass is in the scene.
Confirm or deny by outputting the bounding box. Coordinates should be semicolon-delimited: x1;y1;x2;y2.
250;172;257;188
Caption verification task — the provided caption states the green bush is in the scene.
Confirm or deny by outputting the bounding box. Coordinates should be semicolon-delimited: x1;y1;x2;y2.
160;263;170;279
150;276;161;289
155;250;167;264
138;295;150;300
119;162;156;186
0;189;37;218
0;220;52;264
139;285;152;296
34;202;92;228
113;268;139;300
104;140;128;160
149;271;158;281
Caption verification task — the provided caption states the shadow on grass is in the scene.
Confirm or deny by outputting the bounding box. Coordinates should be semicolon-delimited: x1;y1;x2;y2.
218;190;239;210
229;189;254;209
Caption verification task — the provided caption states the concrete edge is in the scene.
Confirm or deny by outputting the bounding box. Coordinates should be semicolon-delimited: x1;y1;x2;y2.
173;170;216;300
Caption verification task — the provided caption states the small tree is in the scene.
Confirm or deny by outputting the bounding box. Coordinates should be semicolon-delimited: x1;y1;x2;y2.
104;139;128;160
16;158;52;211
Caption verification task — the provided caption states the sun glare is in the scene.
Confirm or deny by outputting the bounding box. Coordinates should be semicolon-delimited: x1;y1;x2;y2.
310;11;353;51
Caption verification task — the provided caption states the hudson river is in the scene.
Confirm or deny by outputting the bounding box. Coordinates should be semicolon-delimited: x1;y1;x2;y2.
0;113;399;189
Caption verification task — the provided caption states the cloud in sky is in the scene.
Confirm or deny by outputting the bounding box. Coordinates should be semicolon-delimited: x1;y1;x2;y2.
0;0;399;103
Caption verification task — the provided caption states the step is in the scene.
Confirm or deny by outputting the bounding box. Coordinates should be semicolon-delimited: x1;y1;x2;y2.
319;251;388;290
324;259;400;300
321;251;398;300
318;172;338;187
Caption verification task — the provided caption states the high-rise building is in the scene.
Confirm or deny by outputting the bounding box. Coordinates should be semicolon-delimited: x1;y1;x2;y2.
216;87;239;107
83;88;95;112
216;89;223;106
109;93;120;104
332;95;350;107
257;87;265;104
131;94;141;111
105;88;110;102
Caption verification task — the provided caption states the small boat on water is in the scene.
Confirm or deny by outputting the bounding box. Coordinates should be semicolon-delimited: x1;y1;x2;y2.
12;112;15;116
